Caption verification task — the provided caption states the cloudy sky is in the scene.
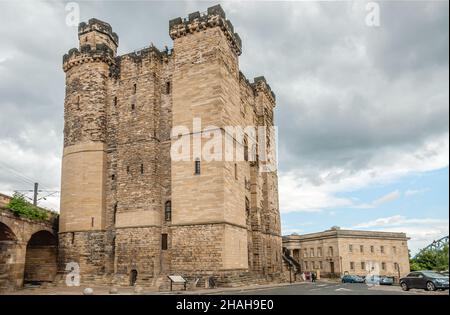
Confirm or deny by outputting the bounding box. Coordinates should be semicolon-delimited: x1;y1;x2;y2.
0;0;448;254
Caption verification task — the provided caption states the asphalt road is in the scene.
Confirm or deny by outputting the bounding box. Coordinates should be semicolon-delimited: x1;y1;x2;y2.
219;281;449;295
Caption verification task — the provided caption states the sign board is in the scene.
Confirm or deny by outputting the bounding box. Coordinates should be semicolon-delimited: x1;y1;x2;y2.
168;275;186;283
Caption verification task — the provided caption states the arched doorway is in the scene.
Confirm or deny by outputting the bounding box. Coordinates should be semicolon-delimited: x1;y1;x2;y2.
130;269;138;286
24;230;57;284
0;222;19;290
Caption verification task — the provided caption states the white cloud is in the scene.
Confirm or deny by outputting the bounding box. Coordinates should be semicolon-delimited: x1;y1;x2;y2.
279;132;448;213
405;188;430;197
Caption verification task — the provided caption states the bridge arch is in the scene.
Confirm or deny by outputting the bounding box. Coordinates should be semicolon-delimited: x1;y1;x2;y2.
0;222;22;290
24;230;58;284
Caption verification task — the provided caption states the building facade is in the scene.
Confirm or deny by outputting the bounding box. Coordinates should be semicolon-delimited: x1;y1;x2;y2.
283;227;410;280
59;5;282;287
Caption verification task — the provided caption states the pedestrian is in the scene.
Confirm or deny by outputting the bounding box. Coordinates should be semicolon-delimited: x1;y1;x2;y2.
311;272;317;283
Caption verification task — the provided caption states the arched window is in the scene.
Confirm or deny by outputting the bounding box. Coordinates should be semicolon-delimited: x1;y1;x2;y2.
245;197;250;217
164;200;171;221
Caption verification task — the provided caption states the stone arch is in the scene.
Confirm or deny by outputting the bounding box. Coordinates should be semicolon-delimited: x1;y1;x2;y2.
0;222;21;291
24;230;57;284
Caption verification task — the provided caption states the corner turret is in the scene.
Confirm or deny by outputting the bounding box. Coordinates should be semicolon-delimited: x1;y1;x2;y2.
63;18;118;72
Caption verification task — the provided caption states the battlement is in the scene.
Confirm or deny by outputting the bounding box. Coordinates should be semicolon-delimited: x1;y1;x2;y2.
169;4;242;56
62;43;115;72
78;18;119;47
252;76;276;105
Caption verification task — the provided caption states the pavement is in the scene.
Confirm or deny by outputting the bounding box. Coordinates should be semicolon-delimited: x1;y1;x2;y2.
3;280;448;295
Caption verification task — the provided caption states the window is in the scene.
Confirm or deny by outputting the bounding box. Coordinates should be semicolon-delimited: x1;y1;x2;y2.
312;261;316;269
131;103;135;111
133;83;137;94
361;262;366;270
126;166;130;174
310;248;314;257
194;158;201;175
382;262;386;270
114;96;117;106
305;261;308;270
111;174;115;180
380;246;384;254
245;197;250;217
317;247;322;257
328;246;334;256
350;262;355;270
164;201;171;221
70;232;75;245
319;261;323;269
349;244;353;253
394;262;399;271
370;245;374;253
234;163;238;180
140;163;144;174
91;217;94;227
113;203;118;224
166;81;171;94
244;139;248;161
360;245;364;253
393;246;397;254
161;234;168;250
304;249;308;258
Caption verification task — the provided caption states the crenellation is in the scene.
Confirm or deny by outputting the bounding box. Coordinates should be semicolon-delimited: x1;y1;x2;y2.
78;18;119;47
169;5;242;56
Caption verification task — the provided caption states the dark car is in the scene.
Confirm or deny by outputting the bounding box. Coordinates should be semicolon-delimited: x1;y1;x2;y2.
400;271;449;291
342;275;365;283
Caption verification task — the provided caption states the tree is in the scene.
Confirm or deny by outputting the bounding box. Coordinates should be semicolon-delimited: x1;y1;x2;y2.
410;243;449;271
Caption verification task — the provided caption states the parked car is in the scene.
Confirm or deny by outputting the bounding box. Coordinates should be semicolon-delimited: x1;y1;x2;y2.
440;271;449;277
342;275;365;283
365;275;394;285
400;271;449;291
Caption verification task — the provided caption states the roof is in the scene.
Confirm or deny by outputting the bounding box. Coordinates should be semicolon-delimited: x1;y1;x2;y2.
283;228;409;242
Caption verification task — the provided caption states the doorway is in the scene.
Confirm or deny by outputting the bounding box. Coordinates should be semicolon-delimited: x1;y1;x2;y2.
330;261;335;274
130;269;138;286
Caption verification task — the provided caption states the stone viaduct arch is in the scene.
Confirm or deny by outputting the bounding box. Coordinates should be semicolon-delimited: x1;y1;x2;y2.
0;208;58;291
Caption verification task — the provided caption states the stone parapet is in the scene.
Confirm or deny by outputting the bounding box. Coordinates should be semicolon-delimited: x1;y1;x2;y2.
169;4;242;56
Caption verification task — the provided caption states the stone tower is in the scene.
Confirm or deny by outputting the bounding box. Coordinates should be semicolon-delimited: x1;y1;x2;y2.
59;5;282;287
59;19;118;279
169;6;249;274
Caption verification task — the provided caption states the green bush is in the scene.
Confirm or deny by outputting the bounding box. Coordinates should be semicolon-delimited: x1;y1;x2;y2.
7;193;48;221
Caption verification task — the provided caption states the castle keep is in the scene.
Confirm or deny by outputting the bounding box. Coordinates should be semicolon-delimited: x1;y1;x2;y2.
59;5;282;287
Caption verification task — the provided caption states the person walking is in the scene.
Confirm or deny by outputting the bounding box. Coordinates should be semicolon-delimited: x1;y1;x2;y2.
311;272;317;283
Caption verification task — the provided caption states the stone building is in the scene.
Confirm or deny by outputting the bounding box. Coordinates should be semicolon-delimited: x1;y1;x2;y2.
283;227;410;280
59;4;282;287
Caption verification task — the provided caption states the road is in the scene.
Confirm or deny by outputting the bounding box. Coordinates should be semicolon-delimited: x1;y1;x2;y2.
217;281;449;295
